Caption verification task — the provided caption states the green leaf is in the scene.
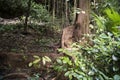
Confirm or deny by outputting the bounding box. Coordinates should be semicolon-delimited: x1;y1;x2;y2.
88;70;95;76
99;33;108;39
83;77;88;80
99;75;105;80
42;57;46;65
114;75;120;80
42;56;51;65
99;71;110;80
33;55;40;59
29;62;33;67
44;56;51;62
33;58;41;64
56;58;62;64
65;71;71;77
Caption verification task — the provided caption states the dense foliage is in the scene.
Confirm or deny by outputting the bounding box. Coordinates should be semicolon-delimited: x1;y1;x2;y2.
0;0;120;80
54;1;120;79
30;2;52;22
0;0;28;18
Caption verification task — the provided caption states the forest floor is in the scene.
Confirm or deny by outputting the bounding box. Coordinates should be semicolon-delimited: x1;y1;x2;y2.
0;18;65;80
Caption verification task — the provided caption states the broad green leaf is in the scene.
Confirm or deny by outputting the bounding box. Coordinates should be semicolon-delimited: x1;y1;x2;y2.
56;58;62;64
33;59;41;64
114;75;120;80
42;57;46;65
65;71;71;77
44;56;51;62
33;55;40;59
29;62;33;67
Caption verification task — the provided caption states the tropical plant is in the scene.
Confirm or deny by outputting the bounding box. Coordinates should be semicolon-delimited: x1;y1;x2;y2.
54;31;120;80
91;0;120;15
30;2;52;22
104;8;120;36
92;7;120;36
29;55;51;68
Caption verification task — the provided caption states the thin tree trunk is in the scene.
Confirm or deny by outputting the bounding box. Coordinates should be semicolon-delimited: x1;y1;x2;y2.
48;0;50;11
24;0;32;32
61;0;64;27
56;0;58;17
45;0;46;8
65;0;69;26
52;0;55;23
73;0;77;24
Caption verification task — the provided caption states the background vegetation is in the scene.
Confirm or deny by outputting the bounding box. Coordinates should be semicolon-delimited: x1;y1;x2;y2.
0;0;120;80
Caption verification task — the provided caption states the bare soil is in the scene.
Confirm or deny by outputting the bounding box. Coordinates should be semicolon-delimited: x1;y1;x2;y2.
0;19;66;80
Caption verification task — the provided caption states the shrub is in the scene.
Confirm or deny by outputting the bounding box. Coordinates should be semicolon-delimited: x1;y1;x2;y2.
54;32;120;80
30;2;52;22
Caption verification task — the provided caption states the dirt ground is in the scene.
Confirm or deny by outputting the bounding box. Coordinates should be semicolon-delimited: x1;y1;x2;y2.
0;18;67;80
0;32;64;80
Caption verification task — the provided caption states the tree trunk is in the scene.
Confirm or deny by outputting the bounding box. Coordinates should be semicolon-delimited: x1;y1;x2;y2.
65;0;69;26
52;0;55;23
72;0;77;24
24;0;32;32
74;0;90;41
61;0;90;48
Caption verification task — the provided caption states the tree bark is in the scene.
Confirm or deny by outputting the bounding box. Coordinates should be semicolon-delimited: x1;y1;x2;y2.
61;0;90;48
72;0;77;24
73;0;90;41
